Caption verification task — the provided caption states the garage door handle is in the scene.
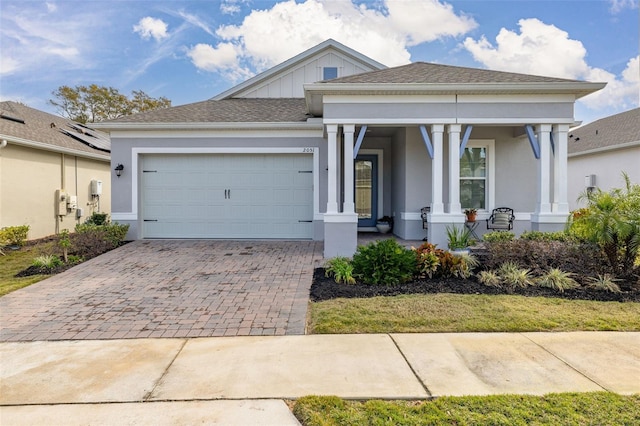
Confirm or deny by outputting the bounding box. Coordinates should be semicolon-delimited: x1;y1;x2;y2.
225;189;231;199
298;220;312;223
144;219;158;222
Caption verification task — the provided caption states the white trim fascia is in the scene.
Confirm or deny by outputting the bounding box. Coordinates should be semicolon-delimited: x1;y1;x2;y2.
324;94;456;103
457;94;576;103
123;147;320;224
456;118;575;124
359;149;384;221
568;140;640;158
0;134;110;161
212;39;387;100
323;118;457;125
111;213;137;221
323;213;359;223
109;128;323;139
93;122;322;132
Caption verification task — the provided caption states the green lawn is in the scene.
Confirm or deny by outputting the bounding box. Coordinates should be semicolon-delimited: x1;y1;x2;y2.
308;293;640;334
293;393;640;426
0;243;52;296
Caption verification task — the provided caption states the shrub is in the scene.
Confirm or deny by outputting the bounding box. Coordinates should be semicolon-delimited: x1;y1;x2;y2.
413;243;478;279
483;231;514;243
520;230;571;242
72;222;129;259
84;212;109;226
446;225;472;250
0;225;30;247
59;229;71;262
324;257;356;284
32;255;63;268
477;270;502;287
498;261;533;288
536;268;579;292
351;239;416;285
586;274;622;293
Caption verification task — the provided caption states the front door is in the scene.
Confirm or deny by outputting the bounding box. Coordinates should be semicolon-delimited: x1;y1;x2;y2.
355;155;378;227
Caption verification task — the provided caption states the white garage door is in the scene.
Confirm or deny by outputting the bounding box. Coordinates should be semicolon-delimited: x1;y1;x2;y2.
141;154;314;239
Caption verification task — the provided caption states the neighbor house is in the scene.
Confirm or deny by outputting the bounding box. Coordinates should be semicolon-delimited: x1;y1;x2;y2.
567;108;640;210
0;102;111;240
96;39;604;257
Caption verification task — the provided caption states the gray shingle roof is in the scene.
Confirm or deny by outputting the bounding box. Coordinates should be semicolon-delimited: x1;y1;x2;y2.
568;108;640;155
324;62;583;84
105;98;310;124
0;101;110;157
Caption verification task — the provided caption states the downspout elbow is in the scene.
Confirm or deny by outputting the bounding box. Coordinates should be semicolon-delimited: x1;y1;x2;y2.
0;139;7;149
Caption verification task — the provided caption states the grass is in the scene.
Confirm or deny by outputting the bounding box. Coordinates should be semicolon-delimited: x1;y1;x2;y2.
0;243;54;296
308;293;640;333
293;393;640;426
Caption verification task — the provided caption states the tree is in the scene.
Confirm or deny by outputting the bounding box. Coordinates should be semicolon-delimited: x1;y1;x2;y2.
49;84;171;123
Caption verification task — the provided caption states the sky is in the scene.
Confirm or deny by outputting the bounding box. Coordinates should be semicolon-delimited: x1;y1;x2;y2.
1;0;638;125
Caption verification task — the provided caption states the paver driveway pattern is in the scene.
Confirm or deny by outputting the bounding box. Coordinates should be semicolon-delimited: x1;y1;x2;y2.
0;240;323;341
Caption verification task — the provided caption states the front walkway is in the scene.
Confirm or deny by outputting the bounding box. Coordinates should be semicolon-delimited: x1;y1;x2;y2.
0;240;323;341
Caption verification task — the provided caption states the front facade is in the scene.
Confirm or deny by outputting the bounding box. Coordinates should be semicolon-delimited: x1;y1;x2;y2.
0;102;112;240
98;39;604;257
567;108;640;210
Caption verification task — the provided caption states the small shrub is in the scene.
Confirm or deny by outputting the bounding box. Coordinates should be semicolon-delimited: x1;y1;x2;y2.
84;212;109;226
416;251;440;279
477;270;502;287
520;230;571;242
0;225;30;247
351;239;416;285
413;243;477;279
586;274;622;293
72;223;129;259
499;261;533;288
446;225;472;250
536;268;579;292
67;254;84;264
59;229;71;262
32;255;63;268
324;257;356;284
483;231;514;243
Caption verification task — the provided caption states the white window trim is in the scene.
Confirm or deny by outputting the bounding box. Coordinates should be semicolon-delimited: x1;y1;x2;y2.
461;139;495;213
357;149;384;229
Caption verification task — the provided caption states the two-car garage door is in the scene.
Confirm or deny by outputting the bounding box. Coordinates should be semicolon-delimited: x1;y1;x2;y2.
141;154;313;239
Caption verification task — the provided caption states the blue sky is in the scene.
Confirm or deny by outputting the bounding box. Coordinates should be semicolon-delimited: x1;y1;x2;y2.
1;0;638;124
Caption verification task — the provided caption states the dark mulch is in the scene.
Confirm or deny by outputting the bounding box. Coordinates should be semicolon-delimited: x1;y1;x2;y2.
15;262;76;277
310;268;640;303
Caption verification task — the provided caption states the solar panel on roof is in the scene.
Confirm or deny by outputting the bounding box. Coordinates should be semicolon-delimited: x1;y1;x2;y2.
60;123;110;152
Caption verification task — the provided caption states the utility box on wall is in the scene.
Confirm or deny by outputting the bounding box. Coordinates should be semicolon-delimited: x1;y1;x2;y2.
585;174;596;189
55;189;68;216
91;179;102;196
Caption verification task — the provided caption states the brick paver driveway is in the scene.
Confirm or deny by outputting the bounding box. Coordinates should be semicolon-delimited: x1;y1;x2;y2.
0;240;323;341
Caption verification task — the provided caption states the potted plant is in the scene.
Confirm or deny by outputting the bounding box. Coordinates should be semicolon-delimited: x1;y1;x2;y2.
446;225;471;254
376;216;394;234
464;208;478;222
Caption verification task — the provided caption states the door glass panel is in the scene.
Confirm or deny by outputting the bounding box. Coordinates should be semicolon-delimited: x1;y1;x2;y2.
355;160;373;219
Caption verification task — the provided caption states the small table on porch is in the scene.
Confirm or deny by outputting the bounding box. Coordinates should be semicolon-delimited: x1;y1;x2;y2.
465;221;480;240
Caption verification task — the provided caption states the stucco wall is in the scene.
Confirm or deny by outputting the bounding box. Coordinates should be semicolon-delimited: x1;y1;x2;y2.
0;143;111;240
568;146;640;210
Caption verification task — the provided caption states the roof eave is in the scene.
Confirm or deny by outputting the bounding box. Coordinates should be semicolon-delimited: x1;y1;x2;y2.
92;121;323;132
0;134;111;161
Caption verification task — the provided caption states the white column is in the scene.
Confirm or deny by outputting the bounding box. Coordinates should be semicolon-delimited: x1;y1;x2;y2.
326;124;339;214
447;124;462;213
535;124;552;214
342;124;355;214
553;124;570;214
430;124;445;214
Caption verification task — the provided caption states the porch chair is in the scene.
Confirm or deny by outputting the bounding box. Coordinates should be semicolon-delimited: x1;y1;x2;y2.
486;207;515;231
421;206;430;240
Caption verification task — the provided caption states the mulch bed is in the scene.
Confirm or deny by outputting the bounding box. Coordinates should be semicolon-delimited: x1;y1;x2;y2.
310;268;640;303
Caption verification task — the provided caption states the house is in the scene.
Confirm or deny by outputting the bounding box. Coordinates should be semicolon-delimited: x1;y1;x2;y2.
95;39;604;257
0;102;111;240
567;108;640;210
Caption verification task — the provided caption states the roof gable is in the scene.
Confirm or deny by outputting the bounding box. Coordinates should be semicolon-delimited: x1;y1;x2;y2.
0;101;110;158
212;39;386;100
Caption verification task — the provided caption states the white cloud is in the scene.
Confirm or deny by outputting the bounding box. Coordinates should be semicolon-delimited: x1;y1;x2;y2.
45;2;57;13
186;42;251;82
608;0;638;13
177;11;215;37
193;0;475;79
462;18;639;112
220;0;247;15
0;56;20;76
580;56;640;110
133;17;169;41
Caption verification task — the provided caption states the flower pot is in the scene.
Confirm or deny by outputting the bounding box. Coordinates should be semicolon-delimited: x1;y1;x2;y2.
465;213;476;222
376;223;392;234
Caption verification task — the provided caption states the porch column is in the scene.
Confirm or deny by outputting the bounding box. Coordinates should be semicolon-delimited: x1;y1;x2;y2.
326;124;339;214
342;124;355;214
447;124;462;213
535;124;552;214
552;124;570;214
430;124;445;214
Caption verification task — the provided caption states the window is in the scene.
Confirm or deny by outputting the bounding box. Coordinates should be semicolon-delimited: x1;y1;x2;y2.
323;67;338;80
460;141;494;210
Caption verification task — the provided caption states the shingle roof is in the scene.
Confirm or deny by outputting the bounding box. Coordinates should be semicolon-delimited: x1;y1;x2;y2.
0;101;110;157
104;98;310;124
323;62;583;84
568;108;640;155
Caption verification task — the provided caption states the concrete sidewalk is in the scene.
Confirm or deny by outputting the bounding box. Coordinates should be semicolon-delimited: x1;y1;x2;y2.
2;332;639;425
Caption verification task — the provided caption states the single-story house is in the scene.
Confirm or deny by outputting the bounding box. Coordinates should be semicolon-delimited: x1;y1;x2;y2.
567;108;640;210
0;101;111;240
96;39;605;257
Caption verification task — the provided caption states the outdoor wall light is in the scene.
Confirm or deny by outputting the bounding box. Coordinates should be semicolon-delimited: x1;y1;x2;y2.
114;163;124;177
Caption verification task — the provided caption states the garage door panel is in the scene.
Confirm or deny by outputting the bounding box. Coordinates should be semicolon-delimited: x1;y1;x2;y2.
142;153;313;239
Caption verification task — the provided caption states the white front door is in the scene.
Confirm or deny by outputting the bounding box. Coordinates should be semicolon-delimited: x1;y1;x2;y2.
141;154;313;239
